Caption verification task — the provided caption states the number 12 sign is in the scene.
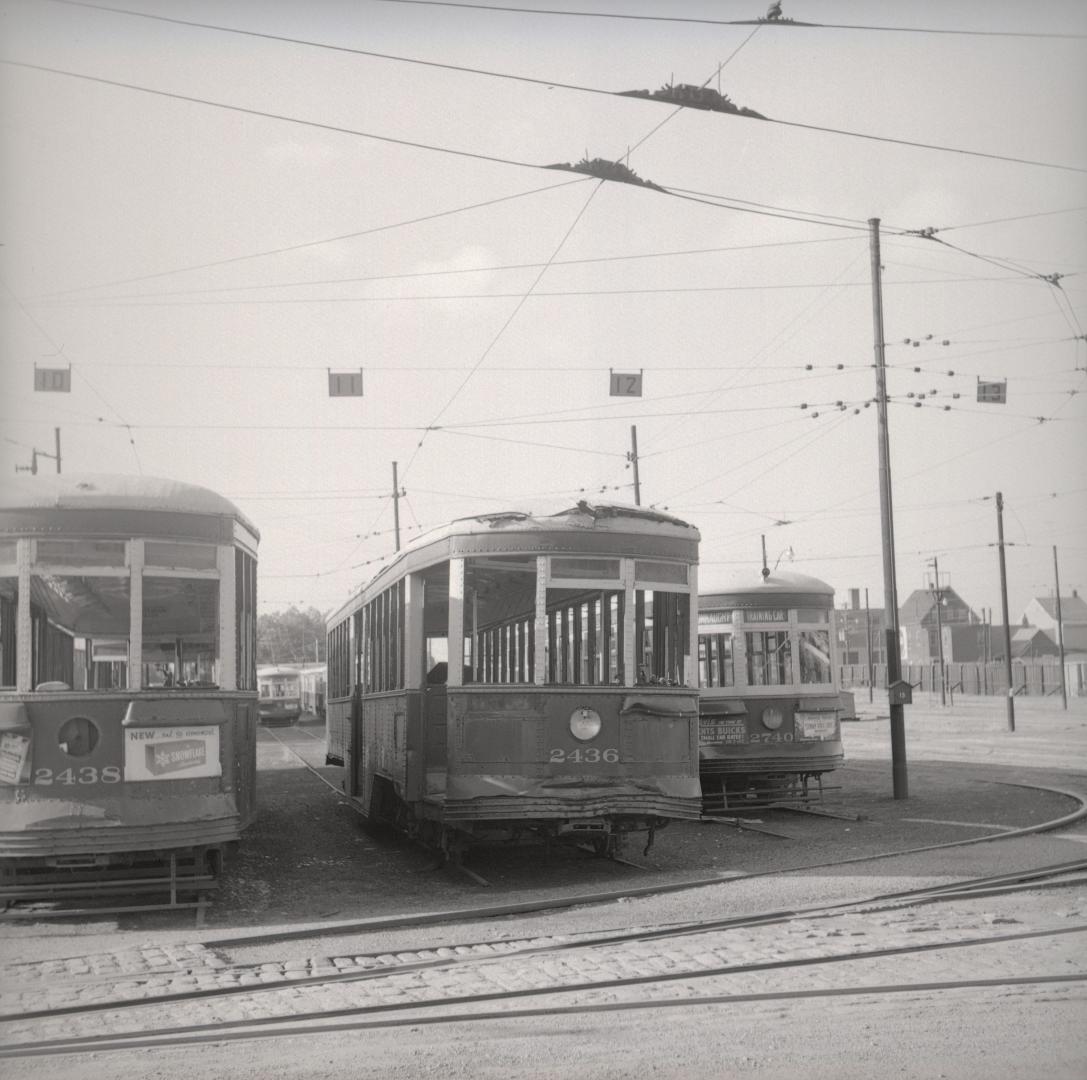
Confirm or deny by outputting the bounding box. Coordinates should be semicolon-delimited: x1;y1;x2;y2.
609;370;643;397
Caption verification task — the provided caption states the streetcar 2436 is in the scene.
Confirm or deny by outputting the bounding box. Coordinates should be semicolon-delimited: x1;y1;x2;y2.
325;502;703;857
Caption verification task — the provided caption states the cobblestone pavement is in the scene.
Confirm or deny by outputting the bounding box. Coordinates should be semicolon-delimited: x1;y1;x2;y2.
3;886;1085;1052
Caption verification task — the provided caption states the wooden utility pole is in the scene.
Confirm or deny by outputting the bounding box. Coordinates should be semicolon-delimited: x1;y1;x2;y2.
870;218;908;798
865;587;874;703
629;426;641;506
995;491;1015;731
392;462;401;552
1053;546;1068;710
929;555;946;706
14;428;61;475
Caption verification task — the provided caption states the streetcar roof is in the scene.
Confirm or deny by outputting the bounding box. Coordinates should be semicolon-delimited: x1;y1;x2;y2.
0;473;260;539
329;501;699;625
699;568;835;601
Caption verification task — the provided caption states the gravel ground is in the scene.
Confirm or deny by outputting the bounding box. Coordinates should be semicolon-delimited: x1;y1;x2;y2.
2;693;1085;1079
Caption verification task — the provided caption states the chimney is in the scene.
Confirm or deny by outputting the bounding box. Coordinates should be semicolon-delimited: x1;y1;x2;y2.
850;588;860;611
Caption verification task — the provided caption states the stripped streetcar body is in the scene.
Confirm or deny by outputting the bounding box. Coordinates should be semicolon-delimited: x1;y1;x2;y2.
698;571;845;805
0;475;259;897
325;503;702;856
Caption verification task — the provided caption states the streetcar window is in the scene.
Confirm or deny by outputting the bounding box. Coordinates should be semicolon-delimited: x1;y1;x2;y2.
799;629;833;684
29;575;130;690
546;588;623;685
361;581;405;693
142;577;219;687
328;618;351;698
746;630;793;687
235;549;258;690
635;589;691;686
551;557;621;582
0;577;16;689
35;539;126;567
698;632;735;688
634;560;688;587
465;556;536;685
145;541;218;570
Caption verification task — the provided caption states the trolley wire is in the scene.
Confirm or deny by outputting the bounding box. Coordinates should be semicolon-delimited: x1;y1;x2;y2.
373;1;1087;40
30;178;593;300
44;1;1087;171
36;235;862;305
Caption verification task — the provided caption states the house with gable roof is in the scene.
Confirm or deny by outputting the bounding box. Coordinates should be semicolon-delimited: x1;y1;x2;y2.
899;585;980;663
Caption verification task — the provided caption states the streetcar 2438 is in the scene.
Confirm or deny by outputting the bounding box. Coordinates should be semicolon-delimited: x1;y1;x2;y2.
0;474;260;897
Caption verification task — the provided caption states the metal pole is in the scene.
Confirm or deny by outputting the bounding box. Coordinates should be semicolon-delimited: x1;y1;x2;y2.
865;587;874;703
392;462;401;552
629;425;641;506
996;492;1015;731
870;218;907;798
1053;545;1068;710
931;555;946;706
54;428;61;474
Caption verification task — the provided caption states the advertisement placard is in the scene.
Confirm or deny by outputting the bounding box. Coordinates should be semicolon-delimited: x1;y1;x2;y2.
0;732;31;785
124;726;221;782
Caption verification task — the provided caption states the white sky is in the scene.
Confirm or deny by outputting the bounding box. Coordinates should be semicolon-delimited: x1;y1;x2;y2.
2;0;1085;624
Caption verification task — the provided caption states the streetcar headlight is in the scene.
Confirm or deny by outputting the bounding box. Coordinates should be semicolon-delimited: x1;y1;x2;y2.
569;707;602;741
760;707;783;731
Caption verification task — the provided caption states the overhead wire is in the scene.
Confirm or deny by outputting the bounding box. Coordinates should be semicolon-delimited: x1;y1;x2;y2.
32;273;1034;311
373;0;1087;39
29;179;593;300
45;0;1087;173
400;178;604;478
35;235;862;305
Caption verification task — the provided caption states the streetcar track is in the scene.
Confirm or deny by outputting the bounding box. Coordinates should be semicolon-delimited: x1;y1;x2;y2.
3;928;1084;1059
259;726;347;800
31;975;1079;1058
4;861;1085;1025
198;782;1087;950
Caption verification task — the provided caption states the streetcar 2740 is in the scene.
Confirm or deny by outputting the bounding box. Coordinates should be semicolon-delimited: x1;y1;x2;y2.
698;569;846;807
326;502;703;857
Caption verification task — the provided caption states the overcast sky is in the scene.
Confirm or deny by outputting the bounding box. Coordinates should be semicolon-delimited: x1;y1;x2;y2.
2;0;1084;624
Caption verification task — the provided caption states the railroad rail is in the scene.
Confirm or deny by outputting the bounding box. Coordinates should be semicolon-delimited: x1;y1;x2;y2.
3;857;1085;1060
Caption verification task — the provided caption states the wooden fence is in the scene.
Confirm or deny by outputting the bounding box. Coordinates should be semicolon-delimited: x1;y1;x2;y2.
839;659;1087;698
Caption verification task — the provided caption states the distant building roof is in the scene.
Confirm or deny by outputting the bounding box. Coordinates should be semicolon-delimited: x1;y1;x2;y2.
1031;594;1087;622
900;587;975;623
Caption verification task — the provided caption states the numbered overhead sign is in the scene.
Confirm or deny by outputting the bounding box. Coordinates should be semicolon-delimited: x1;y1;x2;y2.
976;378;1007;404
34;365;71;392
609;370;643;397
328;369;363;397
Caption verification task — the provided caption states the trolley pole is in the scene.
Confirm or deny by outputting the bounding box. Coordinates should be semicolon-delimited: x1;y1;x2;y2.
1053;545;1068;710
629;425;641;506
995;492;1015;731
869;218;908;798
929;555;946;706
865;587;874;703
392;461;401;552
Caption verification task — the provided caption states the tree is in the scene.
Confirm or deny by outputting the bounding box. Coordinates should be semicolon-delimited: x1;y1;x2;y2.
257;606;326;665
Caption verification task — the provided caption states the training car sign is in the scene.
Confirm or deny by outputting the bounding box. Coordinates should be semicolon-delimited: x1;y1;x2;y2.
124;726;222;782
